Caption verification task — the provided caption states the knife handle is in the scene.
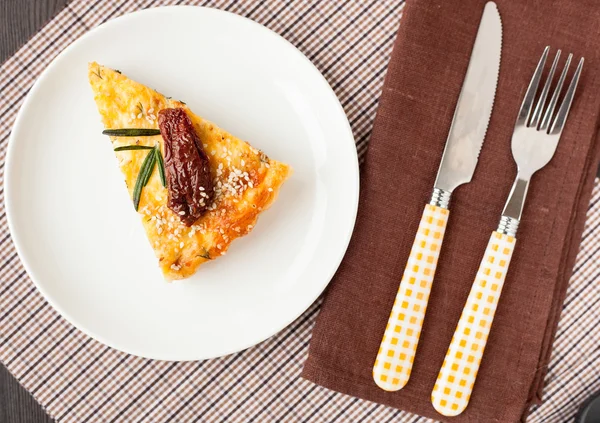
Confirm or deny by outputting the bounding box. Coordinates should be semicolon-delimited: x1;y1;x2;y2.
432;231;516;416
373;204;449;391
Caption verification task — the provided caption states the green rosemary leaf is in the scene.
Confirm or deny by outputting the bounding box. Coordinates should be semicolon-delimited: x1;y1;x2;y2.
103;128;161;137
136;102;144;115
196;249;211;260
155;146;167;187
141;150;157;187
133;149;157;211
114;145;154;151
92;65;102;79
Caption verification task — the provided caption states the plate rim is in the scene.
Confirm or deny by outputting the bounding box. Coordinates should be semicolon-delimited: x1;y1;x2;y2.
4;5;360;361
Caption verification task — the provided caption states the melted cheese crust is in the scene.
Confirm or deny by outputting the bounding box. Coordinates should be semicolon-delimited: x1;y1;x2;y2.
88;63;291;280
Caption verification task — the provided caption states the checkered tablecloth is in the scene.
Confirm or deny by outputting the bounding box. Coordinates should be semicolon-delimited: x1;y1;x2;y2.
1;1;599;421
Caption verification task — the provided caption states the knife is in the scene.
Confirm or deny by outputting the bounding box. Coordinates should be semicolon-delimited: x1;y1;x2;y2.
372;1;502;392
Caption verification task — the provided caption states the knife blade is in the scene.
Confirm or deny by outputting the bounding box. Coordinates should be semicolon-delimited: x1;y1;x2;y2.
434;1;502;194
372;1;502;392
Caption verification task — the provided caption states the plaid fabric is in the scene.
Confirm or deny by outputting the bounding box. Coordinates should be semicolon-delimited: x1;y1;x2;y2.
0;1;598;421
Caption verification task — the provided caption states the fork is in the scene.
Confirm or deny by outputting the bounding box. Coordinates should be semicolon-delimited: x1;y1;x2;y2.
431;46;584;417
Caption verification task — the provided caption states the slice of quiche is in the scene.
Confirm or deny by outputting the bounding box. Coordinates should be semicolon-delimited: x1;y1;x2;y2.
88;62;291;280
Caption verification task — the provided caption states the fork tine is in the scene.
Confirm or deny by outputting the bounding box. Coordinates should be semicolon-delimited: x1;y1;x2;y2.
540;53;572;131
549;57;584;135
517;46;549;125
530;50;560;128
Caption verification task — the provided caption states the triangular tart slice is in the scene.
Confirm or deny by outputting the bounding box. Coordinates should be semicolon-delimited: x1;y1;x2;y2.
88;62;291;280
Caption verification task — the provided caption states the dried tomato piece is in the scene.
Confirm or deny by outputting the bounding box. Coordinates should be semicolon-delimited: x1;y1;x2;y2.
158;108;214;226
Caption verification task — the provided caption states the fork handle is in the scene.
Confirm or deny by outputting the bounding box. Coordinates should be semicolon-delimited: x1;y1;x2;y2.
432;231;516;416
373;203;449;391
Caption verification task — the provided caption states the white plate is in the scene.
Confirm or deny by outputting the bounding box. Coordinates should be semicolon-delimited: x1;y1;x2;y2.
4;6;358;360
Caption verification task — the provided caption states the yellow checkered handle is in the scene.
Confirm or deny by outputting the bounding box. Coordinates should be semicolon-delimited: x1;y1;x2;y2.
432;231;516;416
373;204;449;391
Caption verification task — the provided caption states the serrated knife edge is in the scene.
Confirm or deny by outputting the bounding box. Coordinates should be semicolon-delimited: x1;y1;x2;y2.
433;1;502;195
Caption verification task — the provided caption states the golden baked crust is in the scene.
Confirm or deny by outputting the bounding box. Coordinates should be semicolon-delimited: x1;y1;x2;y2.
88;62;291;280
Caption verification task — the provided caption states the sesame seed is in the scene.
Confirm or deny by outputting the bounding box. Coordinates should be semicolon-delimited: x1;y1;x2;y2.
268;188;273;192
180;242;184;248
199;186;205;191
178;211;185;215
137;113;143;119
148;108;154;114
211;151;216;155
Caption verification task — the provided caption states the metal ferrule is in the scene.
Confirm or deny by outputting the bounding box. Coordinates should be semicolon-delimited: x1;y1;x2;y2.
497;215;519;238
429;187;452;210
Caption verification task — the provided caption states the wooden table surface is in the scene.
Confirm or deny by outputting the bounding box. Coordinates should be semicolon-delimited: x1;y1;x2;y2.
0;2;69;420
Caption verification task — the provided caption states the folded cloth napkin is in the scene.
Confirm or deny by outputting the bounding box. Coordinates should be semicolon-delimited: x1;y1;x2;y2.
301;0;600;421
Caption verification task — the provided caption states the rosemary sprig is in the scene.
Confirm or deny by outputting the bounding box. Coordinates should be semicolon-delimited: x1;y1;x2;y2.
114;145;154;151
133;149;157;211
136;102;144;115
155;145;167;187
103;128;161;137
197;249;211;260
92;65;102;79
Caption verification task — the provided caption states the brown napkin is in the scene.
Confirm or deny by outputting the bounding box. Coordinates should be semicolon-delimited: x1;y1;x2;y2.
301;0;600;421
